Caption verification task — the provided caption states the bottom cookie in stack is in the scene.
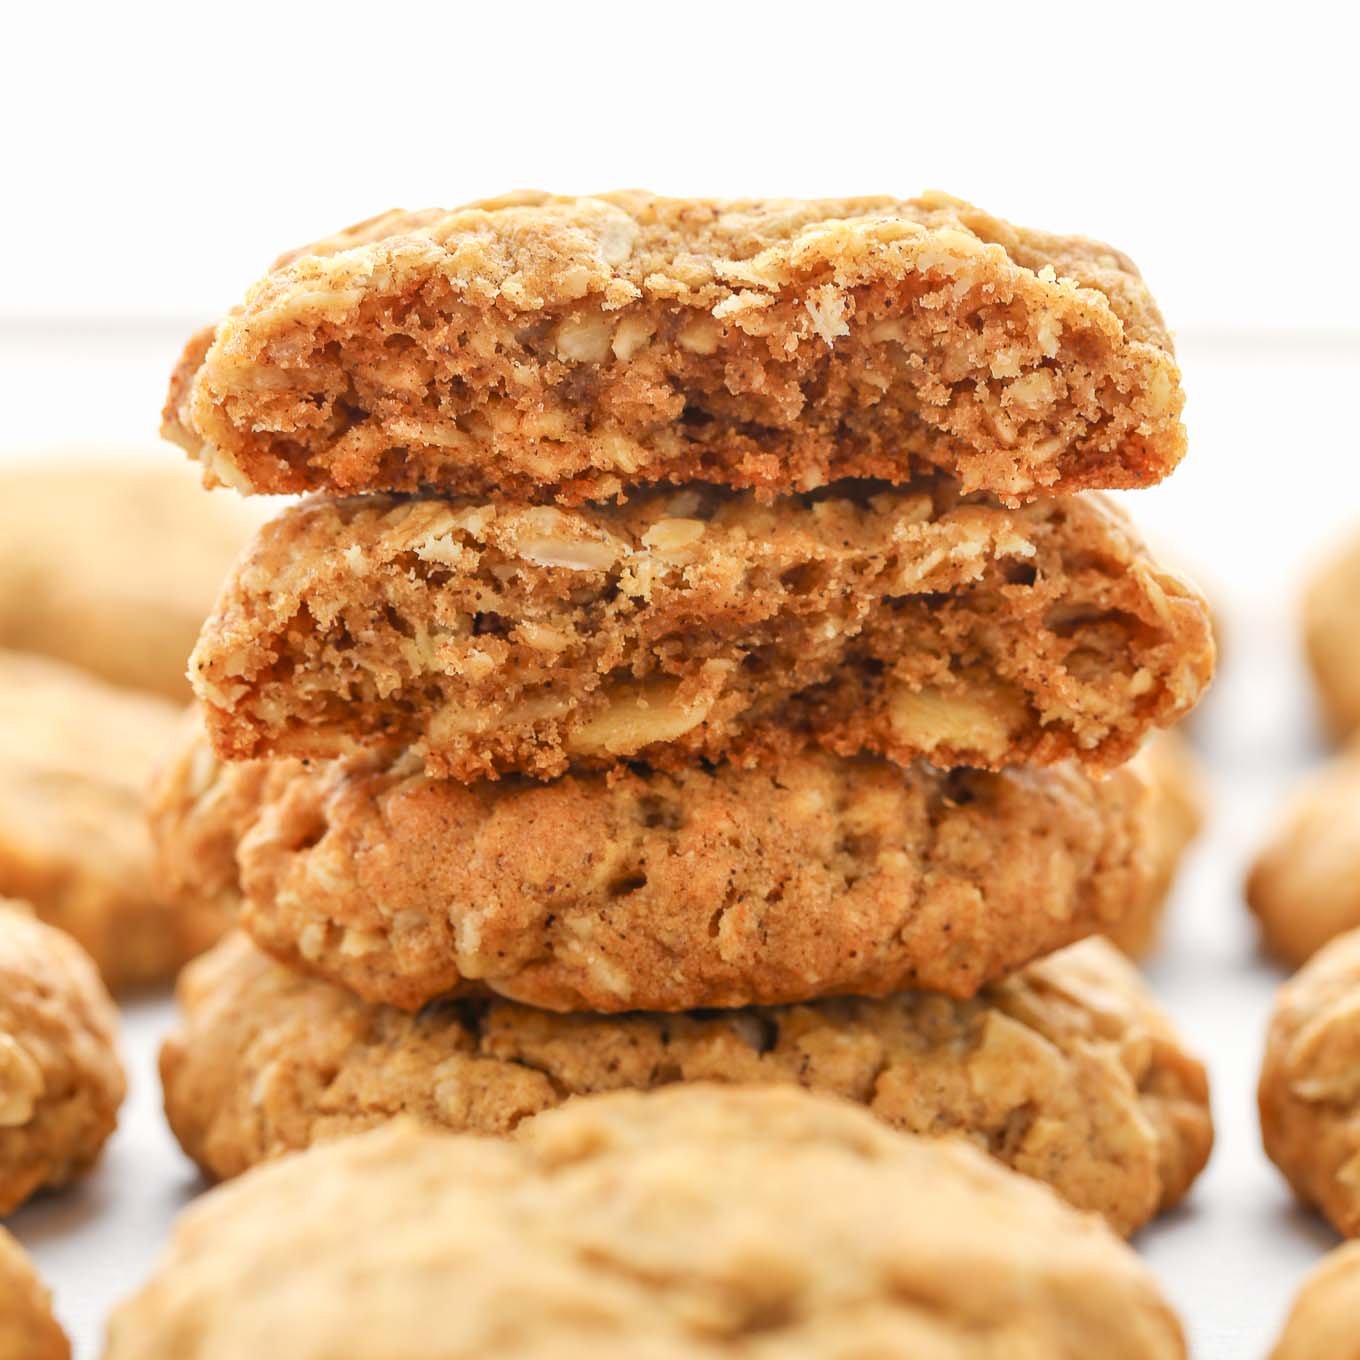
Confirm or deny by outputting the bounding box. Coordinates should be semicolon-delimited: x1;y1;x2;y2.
161;930;1212;1237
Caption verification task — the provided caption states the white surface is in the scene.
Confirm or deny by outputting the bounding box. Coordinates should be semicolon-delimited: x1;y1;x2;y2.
2;0;1359;334
0;330;1357;1357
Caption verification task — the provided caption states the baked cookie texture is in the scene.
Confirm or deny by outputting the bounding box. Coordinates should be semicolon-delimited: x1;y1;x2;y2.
0;902;125;1215
0;652;228;988
149;724;1154;1012
192;481;1213;780
1110;730;1207;959
1261;928;1360;1236
1246;746;1360;967
163;191;1185;508
1269;1240;1360;1360
161;932;1212;1236
1303;529;1360;742
0;460;269;701
0;1228;69;1360
111;1087;1187;1359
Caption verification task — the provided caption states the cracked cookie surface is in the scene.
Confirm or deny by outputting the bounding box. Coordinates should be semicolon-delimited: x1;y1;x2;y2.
164;190;1184;507
0;902;124;1215
112;1086;1187;1359
1247;746;1360;967
0;652;228;988
150;725;1154;1012
192;481;1212;780
0;461;269;701
1260;928;1360;1236
0;1228;68;1360
161;932;1212;1236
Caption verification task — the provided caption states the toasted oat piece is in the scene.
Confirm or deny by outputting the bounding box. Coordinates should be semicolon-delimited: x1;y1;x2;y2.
109;1088;1187;1359
1269;1240;1360;1360
0;1228;69;1360
191;481;1213;780
0;461;269;701
163;191;1185;505
1303;528;1360;742
162;932;1212;1236
1109;730;1208;959
0;902;125;1215
1259;928;1360;1236
1246;746;1360;967
0;652;228;988
149;725;1153;1013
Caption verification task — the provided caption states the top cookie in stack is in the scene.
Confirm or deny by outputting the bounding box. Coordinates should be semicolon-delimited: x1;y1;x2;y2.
158;192;1213;1018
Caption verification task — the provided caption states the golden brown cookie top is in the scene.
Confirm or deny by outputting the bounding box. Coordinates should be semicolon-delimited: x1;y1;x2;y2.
1247;746;1360;967
0;1227;69;1360
1270;1241;1360;1360
0;650;227;987
0;460;270;701
165;190;1184;506
162;932;1212;1236
190;482;1213;780
1304;529;1360;742
150;725;1155;1012
0;900;125;1215
110;1085;1186;1359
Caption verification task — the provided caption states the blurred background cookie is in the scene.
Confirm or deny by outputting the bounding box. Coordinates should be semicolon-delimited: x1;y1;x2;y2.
1269;1240;1360;1360
0;901;124;1215
1303;528;1360;743
0;652;228;988
0;1226;68;1360
0;460;270;701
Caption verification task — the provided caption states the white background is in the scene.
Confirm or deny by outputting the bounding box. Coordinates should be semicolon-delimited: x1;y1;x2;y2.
2;4;1359;1356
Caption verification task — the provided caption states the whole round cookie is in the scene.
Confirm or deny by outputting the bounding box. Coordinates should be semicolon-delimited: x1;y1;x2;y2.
150;727;1154;1012
1247;746;1360;966
1303;529;1360;742
0;460;269;701
161;932;1212;1235
0;652;229;988
0;1227;68;1360
1259;927;1360;1235
1270;1240;1360;1360
0;902;125;1214
109;1086;1187;1359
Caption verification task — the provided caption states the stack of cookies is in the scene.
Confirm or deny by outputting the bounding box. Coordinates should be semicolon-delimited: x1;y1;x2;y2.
150;191;1216;1236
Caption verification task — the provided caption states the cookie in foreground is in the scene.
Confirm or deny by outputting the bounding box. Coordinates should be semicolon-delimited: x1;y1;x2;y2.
0;1227;68;1360
1260;928;1360;1235
1303;527;1360;742
1246;745;1360;966
0;901;124;1215
1269;1240;1360;1360
163;190;1185;506
192;482;1213;780
161;932;1212;1236
150;728;1154;1012
0;653;228;988
109;1086;1187;1358
0;460;268;701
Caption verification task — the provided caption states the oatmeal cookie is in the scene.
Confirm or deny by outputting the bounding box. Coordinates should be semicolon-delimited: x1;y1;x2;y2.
1260;928;1360;1235
1247;746;1360;967
0;460;268;700
149;728;1154;1012
1303;529;1360;742
163;191;1184;507
0;1228;68;1360
161;932;1212;1235
0;651;229;987
1269;1240;1360;1360
0;902;124;1214
193;482;1213;780
109;1087;1186;1358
